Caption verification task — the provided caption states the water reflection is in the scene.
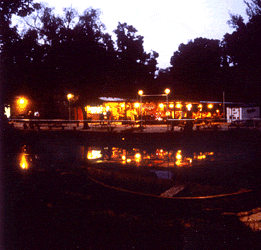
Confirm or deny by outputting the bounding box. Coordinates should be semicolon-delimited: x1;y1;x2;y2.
20;154;29;169
86;146;216;168
87;149;102;160
84;145;261;200
11;141;261;234
15;143;261;195
19;145;32;170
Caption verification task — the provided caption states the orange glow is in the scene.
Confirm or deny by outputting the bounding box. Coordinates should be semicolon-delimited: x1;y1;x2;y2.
67;93;74;100
159;103;164;109
176;103;182;109
165;88;170;95
17;97;28;111
169;103;174;108
208;104;213;109
197;153;206;160
87;150;102;160
86;106;103;114
134;102;140;108
19;98;25;104
138;90;143;96
176;150;182;160
135;153;141;161
20;154;28;169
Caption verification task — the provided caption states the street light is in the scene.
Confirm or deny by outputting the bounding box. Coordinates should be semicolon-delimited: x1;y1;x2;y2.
165;88;170;95
164;88;170;129
67;93;74;121
17;97;28;110
208;103;213;109
164;88;170;114
138;90;143;131
165;88;170;105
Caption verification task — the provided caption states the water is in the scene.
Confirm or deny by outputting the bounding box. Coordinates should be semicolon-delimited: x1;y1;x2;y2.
3;132;261;249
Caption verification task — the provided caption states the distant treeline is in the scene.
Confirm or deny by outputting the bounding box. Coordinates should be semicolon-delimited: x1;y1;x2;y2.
1;0;261;106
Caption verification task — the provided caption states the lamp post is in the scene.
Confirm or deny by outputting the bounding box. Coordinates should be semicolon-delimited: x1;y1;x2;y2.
17;97;28;113
138;90;143;131
67;93;74;121
165;88;170;114
165;88;170;130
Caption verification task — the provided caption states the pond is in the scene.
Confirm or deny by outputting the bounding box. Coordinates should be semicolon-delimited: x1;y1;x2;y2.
13;139;261;198
3;130;261;249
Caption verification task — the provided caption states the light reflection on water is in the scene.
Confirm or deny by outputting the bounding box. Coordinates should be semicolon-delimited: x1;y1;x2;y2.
86;146;214;169
82;145;261;231
83;145;261;198
20;154;29;170
13;142;261;232
85;145;258;173
18;146;33;170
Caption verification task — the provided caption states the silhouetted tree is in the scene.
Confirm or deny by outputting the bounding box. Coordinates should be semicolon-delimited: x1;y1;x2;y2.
113;22;158;96
0;0;35;103
244;0;261;17
3;3;158;117
170;37;222;100
153;68;173;95
222;1;261;103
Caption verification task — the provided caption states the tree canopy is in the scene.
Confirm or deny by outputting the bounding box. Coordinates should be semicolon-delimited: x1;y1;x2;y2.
2;0;261;112
164;0;261;103
221;0;261;102
1;0;35;103
169;37;222;100
112;22;158;96
1;3;159;109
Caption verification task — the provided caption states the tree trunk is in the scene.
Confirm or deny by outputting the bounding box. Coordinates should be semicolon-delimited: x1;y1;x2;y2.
81;105;90;129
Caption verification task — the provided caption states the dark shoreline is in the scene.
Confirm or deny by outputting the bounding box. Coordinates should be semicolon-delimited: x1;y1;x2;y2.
5;127;261;146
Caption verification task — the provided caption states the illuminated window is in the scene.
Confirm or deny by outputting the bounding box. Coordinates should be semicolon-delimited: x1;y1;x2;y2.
4;106;11;118
86;106;103;114
176;103;182;109
159;103;164;109
176;150;182;160
135;153;141;162
87;150;102;159
186;103;192;111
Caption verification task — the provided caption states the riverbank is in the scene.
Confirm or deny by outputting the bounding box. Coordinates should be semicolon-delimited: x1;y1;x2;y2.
4;126;261;149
